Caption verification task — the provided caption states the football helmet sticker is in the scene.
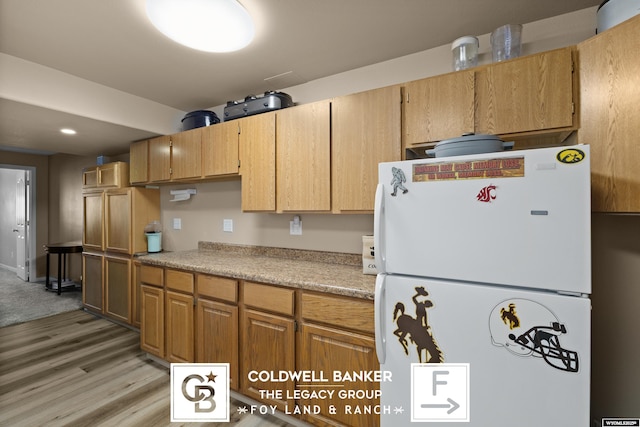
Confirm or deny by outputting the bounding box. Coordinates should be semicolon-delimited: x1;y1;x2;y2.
489;299;579;373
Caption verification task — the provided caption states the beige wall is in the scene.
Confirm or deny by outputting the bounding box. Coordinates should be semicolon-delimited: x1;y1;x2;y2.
159;180;373;254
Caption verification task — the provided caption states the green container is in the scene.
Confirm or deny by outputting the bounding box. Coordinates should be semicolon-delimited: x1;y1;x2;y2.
145;232;162;253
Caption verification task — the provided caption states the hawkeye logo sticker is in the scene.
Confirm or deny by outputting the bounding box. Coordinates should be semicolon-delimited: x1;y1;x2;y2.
393;286;444;363
489;299;579;373
556;148;585;164
476;184;497;202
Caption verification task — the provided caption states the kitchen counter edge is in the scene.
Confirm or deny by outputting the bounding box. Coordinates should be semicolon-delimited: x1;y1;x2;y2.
136;245;376;300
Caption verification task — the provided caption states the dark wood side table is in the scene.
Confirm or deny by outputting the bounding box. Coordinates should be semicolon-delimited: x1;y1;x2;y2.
44;242;83;295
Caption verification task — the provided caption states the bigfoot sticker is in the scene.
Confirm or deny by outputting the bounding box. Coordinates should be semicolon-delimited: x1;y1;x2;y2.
489;299;579;373
392;286;444;363
390;167;408;196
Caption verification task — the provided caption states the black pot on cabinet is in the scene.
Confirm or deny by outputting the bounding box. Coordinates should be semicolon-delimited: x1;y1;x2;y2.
181;110;220;131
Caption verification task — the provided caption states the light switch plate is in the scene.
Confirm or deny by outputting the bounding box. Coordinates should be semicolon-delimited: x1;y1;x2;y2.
223;219;233;232
173;218;182;230
289;217;302;235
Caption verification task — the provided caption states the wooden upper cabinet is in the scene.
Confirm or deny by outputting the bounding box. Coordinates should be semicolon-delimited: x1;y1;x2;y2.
475;46;576;136
148;135;172;182
129;140;149;184
104;189;132;253
202;121;240;177
147;130;202;182
332;85;402;213
578;16;640;212
276;100;331;212
404;71;475;145
82;192;104;250
103;187;160;255
83;162;129;190
171;127;203;180
239;112;277;212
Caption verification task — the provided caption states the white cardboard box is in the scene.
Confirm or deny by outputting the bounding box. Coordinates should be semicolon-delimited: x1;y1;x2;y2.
362;235;377;275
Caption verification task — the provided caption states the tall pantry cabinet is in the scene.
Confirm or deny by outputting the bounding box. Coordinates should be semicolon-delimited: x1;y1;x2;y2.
82;162;160;326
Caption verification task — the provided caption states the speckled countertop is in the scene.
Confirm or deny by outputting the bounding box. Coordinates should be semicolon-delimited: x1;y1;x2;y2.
137;242;376;300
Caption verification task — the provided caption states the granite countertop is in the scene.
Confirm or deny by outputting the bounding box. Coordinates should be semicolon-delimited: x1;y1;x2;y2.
137;242;377;300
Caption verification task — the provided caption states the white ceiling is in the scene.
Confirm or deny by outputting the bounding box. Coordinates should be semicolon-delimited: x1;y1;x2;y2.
0;0;600;157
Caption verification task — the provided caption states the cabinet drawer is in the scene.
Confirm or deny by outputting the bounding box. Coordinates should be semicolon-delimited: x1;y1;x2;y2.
140;265;163;287
166;269;194;294
301;292;374;335
197;275;238;303
243;282;294;316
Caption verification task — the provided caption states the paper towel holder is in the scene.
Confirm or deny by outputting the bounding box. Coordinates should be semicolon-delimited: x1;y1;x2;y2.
170;188;197;202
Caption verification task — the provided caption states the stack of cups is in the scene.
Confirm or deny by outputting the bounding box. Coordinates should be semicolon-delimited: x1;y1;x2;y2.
490;24;523;62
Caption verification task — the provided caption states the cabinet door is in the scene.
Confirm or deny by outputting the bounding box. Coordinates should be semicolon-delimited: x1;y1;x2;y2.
299;323;380;427
140;284;165;358
130;140;149;184
132;262;142;328
239;113;277;211
579;16;640;212
166;290;194;363
97;162;128;188
332;86;402;212
82;192;103;250
196;299;239;390
82;168;98;189
171;128;202;180
104;255;131;324
276;101;331;212
241;309;295;410
475;47;575;135
203;121;240;177
404;71;475;145
148;135;172;182
82;252;103;313
104;189;131;254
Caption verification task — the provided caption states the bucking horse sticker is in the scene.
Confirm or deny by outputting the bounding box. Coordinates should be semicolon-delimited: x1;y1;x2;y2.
392;286;444;363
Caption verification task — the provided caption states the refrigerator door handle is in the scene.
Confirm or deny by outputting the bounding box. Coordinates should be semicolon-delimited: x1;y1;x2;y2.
374;274;386;364
374;184;386;273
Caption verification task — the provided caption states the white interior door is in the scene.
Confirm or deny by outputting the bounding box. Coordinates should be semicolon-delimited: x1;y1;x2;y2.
15;171;28;281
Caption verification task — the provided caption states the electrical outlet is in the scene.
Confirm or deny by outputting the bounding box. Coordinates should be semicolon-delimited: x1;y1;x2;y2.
289;215;302;235
173;218;182;230
223;219;233;232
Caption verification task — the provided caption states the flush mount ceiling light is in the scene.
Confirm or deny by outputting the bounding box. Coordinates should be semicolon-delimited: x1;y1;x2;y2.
60;128;77;135
146;0;254;53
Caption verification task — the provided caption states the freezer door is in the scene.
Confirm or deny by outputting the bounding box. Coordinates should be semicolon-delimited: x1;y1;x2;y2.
376;274;590;426
375;145;591;294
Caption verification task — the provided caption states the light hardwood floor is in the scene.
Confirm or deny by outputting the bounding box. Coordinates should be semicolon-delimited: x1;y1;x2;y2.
0;310;294;427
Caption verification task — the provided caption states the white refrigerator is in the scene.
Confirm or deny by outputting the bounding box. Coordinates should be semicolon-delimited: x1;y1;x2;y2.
374;145;591;426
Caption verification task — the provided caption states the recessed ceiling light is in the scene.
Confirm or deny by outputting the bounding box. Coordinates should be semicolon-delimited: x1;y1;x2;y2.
60;128;77;135
146;0;254;53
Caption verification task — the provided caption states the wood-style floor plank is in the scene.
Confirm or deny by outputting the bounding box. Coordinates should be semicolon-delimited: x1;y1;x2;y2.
0;310;297;427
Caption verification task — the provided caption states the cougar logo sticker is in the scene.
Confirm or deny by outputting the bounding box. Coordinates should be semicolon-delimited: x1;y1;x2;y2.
477;185;497;202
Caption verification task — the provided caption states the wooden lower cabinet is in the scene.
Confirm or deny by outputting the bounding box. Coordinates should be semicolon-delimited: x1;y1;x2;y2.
137;271;378;426
104;255;131;323
82;252;104;313
165;290;194;363
299;323;380;427
140;284;165;358
241;309;296;411
196;298;239;390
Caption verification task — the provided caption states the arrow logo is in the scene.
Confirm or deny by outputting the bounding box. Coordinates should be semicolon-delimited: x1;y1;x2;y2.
421;398;460;414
